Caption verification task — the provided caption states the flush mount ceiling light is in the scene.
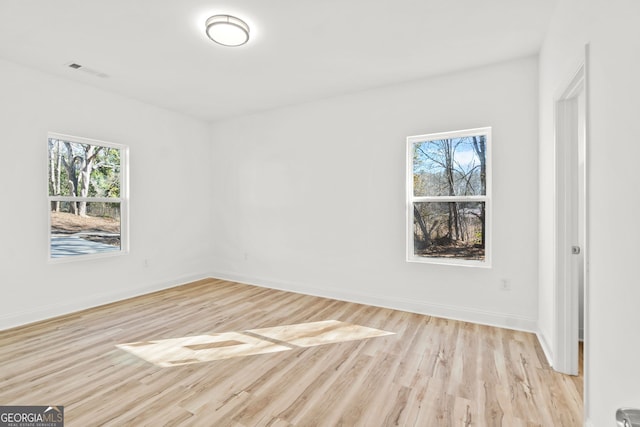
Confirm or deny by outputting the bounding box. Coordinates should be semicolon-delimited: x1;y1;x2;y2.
205;14;250;47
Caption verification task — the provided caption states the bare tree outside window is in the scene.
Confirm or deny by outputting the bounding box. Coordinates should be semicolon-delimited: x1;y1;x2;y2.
407;128;491;265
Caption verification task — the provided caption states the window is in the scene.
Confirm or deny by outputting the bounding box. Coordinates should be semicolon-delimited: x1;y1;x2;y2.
406;127;491;266
48;133;128;260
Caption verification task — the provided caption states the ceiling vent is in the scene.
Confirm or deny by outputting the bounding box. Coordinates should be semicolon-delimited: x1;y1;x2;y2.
65;62;109;78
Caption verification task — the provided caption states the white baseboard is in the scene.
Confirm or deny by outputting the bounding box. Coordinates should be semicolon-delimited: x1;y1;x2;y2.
2;271;539;334
585;418;593;427
536;329;555;368
209;271;537;333
0;272;210;331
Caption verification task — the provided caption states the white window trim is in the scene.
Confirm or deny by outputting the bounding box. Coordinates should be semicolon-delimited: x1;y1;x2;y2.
47;132;129;262
406;127;492;267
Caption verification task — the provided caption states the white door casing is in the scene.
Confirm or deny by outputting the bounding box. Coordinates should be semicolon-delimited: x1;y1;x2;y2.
553;58;587;378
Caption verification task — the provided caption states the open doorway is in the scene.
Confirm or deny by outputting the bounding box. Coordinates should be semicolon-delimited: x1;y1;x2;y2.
554;59;587;379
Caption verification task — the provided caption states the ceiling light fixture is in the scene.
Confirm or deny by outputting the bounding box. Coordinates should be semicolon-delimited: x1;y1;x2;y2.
205;14;250;47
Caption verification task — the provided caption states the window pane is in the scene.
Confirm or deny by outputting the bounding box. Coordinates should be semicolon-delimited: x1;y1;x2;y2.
413;135;487;197
412;201;485;260
48;138;121;198
50;202;121;258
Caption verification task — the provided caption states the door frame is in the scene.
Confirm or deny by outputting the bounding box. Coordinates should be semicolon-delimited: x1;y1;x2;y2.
553;51;589;378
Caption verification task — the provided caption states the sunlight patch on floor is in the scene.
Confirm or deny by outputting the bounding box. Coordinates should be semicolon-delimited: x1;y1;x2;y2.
117;320;394;367
247;320;394;347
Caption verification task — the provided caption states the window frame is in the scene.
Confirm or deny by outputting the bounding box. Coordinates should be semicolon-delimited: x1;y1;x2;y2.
47;132;129;262
406;127;492;267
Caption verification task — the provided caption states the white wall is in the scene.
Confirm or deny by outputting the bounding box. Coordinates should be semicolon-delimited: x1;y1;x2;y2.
0;59;212;329
537;0;589;370
588;1;640;425
209;57;539;331
539;0;640;425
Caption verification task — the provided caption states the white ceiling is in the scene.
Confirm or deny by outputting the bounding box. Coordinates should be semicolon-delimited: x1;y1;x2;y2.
0;0;558;122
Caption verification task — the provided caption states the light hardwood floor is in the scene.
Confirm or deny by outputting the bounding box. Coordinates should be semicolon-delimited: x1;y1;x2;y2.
0;278;583;426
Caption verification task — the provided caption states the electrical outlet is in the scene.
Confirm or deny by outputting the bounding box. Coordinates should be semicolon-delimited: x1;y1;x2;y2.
500;279;511;291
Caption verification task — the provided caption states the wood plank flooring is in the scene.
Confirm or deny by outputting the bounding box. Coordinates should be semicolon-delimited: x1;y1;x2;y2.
0;278;583;426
